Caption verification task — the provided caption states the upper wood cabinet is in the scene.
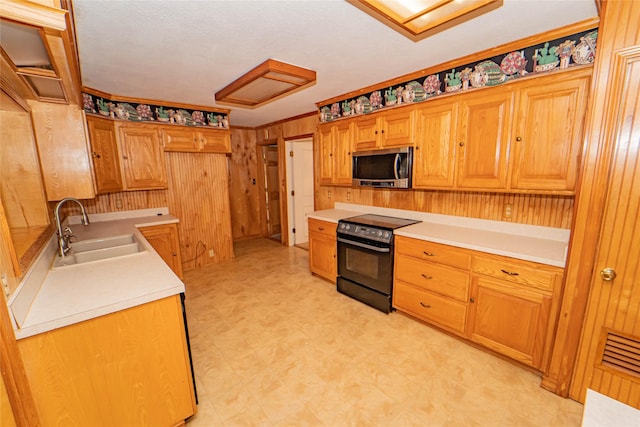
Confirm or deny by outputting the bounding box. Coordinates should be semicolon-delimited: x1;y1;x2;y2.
510;69;590;192
318;121;352;186
456;89;514;190
118;124;167;190
160;126;231;153
413;98;459;188
86;116;123;193
86;116;167;193
29;102;96;201
353;109;414;151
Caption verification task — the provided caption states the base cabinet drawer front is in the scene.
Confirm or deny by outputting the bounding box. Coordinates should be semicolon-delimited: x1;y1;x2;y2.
396;236;471;270
308;218;337;238
472;253;560;292
394;282;467;335
468;277;552;369
395;254;469;302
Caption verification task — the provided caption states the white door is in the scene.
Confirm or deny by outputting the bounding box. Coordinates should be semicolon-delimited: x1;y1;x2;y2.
287;139;314;245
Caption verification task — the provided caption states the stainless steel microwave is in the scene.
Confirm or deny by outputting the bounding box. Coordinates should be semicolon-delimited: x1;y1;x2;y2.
352;146;413;189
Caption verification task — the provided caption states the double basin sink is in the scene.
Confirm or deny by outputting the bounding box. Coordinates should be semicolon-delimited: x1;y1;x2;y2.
52;234;146;269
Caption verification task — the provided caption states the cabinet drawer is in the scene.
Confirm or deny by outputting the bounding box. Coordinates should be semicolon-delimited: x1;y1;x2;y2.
394;282;467;335
396;236;472;270
395;255;469;302
308;218;337;238
472;254;560;292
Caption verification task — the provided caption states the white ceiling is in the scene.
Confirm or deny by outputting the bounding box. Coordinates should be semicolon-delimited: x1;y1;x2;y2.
72;0;598;128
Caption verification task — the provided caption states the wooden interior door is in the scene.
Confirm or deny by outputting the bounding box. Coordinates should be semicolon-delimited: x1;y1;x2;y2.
569;2;640;407
262;145;281;238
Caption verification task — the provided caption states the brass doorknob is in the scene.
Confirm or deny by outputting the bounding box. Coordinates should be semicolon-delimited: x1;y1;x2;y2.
600;268;617;281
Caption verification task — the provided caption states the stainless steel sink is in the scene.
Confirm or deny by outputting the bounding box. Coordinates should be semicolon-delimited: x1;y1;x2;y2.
52;234;146;268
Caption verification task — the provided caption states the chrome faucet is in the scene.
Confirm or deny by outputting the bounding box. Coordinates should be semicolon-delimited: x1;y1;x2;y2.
54;197;90;258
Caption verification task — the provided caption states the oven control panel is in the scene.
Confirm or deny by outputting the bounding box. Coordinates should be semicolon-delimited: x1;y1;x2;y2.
337;222;393;244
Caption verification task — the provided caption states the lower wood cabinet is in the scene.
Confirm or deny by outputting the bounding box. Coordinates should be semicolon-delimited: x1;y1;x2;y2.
18;295;197;426
308;218;337;282
393;235;563;371
139;223;184;280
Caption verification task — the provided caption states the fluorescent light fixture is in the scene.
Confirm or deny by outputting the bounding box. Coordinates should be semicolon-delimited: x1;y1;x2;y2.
349;0;503;41
215;59;316;108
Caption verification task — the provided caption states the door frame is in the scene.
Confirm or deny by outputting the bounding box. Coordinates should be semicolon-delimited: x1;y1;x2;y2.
285;137;313;246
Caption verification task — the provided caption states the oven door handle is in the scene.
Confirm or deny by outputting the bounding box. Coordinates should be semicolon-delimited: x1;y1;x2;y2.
337;237;391;253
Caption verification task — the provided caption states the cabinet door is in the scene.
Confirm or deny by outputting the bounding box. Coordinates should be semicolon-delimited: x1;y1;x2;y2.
511;72;590;192
200;129;231;153
318;125;334;185
333;122;353;185
456;90;513;189
309;232;336;282
86;116;123;193
161;128;199;152
468;276;552;369
380;109;413;148
140;223;183;280
413;100;458;188
118;125;167;190
353;116;379;151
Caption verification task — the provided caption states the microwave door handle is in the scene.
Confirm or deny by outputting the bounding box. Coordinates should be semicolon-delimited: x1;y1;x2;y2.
394;153;400;180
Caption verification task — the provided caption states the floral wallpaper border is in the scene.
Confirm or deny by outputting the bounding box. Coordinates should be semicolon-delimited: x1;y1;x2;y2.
82;93;229;129
318;27;598;122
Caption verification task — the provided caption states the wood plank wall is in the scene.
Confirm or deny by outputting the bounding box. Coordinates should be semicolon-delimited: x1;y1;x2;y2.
79;152;234;270
315;186;574;229
228;128;262;240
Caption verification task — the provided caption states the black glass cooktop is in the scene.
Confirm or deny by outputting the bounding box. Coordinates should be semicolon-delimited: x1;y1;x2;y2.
341;214;421;230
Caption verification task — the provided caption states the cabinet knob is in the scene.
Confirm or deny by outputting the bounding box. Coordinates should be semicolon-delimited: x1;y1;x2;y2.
375;130;378;135
92;152;101;159
470;298;475;303
122;155;128;160
516;136;522;141
419;302;431;308
459;142;465;147
600;267;617;281
381;129;384;134
172;253;177;257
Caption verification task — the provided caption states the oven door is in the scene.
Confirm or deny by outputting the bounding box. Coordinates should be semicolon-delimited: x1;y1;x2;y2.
337;234;393;295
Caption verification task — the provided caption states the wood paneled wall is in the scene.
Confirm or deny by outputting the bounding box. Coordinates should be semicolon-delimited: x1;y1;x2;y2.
316;186;574;229
80;152;234;270
229;128;262;240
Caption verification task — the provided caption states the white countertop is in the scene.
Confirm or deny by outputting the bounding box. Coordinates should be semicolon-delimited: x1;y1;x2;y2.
308;203;570;268
9;208;185;339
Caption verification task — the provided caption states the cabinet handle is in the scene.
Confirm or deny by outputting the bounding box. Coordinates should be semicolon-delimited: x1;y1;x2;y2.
470;298;475;303
421;273;432;280
500;269;519;276
420;302;431;308
459;142;465;147
172;252;177;257
516;136;522;141
423;251;434;257
318;227;325;231
122;155;128;160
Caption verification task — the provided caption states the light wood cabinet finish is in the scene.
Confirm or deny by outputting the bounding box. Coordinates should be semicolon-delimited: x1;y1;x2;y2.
118;124;167;190
18;295;196;426
353;109;414;151
456;89;514;190
511;69;590;191
28;101;96;200
86;116;167;193
394;235;562;370
140;223;184;280
318;122;352;186
161;126;231;153
308;218;337;282
413;98;458;188
86;115;123;193
468;276;552;368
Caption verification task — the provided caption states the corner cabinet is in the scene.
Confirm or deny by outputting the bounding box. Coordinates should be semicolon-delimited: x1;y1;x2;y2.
86;115;167;193
318;121;353;186
17;295;197;426
393;235;563;371
308;218;337;282
139;223;184;280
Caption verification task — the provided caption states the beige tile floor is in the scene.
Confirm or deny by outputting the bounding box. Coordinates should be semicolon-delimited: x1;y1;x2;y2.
184;238;583;426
